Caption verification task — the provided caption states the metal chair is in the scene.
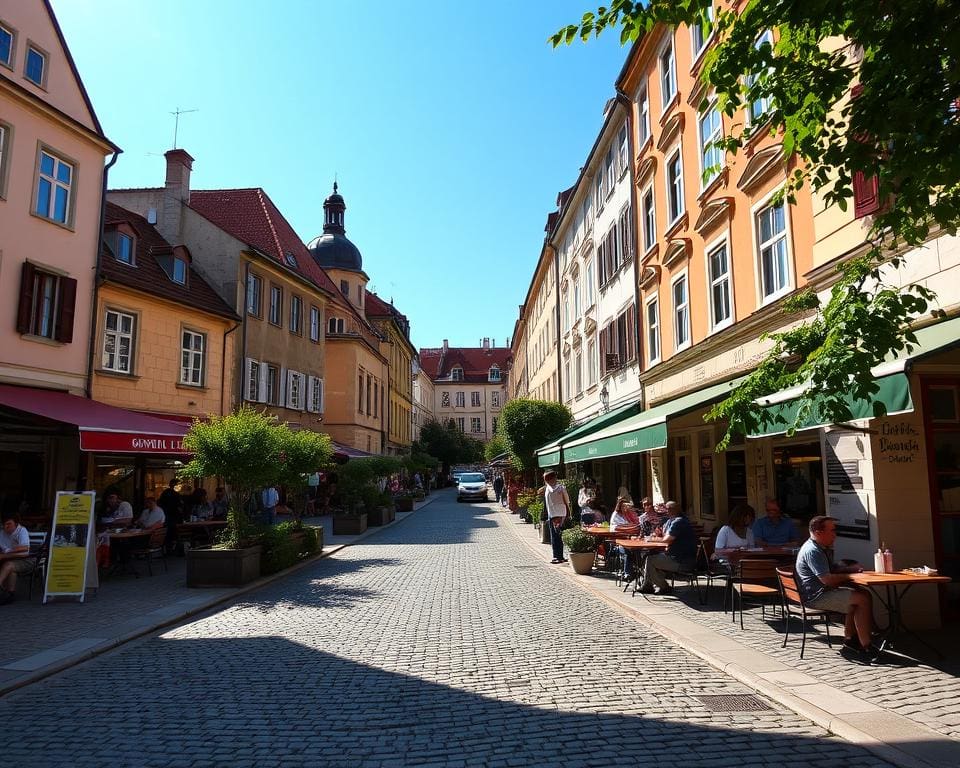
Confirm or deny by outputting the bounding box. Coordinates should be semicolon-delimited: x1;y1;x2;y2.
131;528;168;576
777;567;835;659
697;537;732;607
731;558;780;629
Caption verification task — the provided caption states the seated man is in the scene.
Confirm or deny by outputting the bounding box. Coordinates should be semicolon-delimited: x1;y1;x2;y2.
135;497;166;530
101;492;134;528
795;515;875;658
753;499;799;546
637;498;663;538
0;513;32;605
637;501;697;595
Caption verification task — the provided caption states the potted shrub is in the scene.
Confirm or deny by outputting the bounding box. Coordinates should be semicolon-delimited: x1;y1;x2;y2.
180;407;332;586
367;489;395;526
394;492;414;513
562;526;597;575
517;488;538;523
332;459;374;535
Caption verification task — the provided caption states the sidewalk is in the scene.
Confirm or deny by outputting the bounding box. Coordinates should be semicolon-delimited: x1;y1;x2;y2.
0;493;438;697
507;510;960;768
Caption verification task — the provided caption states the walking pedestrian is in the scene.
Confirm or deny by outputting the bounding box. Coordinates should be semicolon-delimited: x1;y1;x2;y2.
543;471;570;564
493;474;505;505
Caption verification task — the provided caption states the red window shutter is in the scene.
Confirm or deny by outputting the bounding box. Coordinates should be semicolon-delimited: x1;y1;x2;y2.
16;262;37;334
55;277;77;343
599;327;607;377
853;171;880;218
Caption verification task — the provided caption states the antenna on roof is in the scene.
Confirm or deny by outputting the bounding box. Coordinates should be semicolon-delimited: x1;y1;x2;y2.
170;107;198;149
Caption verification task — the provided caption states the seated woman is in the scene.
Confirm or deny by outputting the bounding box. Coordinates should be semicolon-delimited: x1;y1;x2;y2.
714;503;757;552
609;497;640;531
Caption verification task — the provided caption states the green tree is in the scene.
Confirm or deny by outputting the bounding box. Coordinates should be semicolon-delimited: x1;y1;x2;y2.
417;419;484;472
484;433;510;463
555;0;955;445
498;399;572;471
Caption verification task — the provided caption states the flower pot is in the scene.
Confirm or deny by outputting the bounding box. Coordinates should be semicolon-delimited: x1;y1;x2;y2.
186;544;263;587
568;551;595;575
333;513;368;535
395;497;414;513
368;506;395;526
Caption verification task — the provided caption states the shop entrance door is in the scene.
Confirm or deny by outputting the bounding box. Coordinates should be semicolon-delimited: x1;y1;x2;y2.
922;378;960;621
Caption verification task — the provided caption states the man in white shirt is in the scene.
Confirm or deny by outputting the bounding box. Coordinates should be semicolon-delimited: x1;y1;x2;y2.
136;497;166;530
102;492;134;527
0;513;32;605
261;485;279;525
543;471;570;564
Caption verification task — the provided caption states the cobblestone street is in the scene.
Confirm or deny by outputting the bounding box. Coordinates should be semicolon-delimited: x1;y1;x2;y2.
1;493;897;767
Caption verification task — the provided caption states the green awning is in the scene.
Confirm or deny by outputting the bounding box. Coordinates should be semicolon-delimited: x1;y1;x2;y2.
748;315;960;437
564;378;744;462
534;399;642;463
537;449;561;468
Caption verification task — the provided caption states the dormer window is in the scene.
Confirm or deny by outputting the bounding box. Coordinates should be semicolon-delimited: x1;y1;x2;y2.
489;366;501;382
172;256;187;285
116;233;135;265
284;251;298;268
451;367;464;381
340;279;349;297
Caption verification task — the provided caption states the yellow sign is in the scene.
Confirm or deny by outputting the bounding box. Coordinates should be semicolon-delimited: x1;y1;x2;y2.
44;491;96;603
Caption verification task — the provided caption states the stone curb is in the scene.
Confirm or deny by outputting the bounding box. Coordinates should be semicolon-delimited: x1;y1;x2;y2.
0;493;439;699
504;509;950;768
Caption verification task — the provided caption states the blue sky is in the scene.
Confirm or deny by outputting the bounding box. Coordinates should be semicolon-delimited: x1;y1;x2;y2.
55;0;626;350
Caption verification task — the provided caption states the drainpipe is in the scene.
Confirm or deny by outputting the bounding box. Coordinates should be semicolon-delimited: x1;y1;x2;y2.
86;150;121;399
221;320;241;416
616;89;645;412
239;261;250;408
549;242;562;405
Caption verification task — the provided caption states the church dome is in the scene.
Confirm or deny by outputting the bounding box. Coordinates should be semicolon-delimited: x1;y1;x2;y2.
308;182;363;272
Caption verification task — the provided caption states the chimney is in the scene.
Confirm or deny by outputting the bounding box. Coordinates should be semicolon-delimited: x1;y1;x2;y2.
442;339;448;352
483;337;490;350
161;148;194;243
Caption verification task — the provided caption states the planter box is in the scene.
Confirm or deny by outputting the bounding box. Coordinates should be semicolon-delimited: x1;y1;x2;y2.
333;513;367;536
394;497;414;513
186;544;263;587
568;551;596;575
368;506;395;526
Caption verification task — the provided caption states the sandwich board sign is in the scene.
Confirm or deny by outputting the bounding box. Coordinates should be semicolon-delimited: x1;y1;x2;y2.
43;491;97;604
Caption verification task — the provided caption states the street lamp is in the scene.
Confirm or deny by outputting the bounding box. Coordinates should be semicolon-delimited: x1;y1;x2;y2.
599;384;609;413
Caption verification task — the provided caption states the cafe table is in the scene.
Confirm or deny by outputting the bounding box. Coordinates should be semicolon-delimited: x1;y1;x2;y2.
615;538;668;594
177;519;228;546
105;529;152;577
582;526;639;573
848;570;951;657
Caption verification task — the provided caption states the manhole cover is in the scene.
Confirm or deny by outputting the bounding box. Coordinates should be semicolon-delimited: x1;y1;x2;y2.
695;694;773;712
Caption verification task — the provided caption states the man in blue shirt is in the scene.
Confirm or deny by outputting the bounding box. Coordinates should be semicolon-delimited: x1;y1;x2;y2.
637;501;697;595
795;515;874;658
753;499;799;546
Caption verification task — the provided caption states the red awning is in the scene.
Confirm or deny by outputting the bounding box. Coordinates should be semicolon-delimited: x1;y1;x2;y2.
0;385;191;454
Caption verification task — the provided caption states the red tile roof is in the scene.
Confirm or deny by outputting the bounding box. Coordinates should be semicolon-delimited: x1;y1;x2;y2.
102;202;238;320
417;346;512;383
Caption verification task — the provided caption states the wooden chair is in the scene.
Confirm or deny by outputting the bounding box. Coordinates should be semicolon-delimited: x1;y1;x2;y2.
777;567;835;659
731;558;780;629
131;528;168;576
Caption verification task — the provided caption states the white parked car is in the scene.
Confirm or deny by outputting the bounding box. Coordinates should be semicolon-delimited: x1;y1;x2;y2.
457;472;488;503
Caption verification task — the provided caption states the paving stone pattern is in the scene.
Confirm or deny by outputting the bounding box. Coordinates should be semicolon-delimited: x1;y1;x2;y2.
646;567;960;742
1;495;894;767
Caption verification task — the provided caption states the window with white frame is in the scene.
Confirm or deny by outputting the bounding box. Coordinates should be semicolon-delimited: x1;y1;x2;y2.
666;148;685;225
642;186;656;252
470;417;482;433
441;391;450;408
268;285;282;325
580;192;592;231
617;124;629;175
0;23;13;68
471;391;481;407
699;101;723;187
287;370;305;410
646;295;661;363
757;201;790;299
180;329;205;386
672;274;690;350
563;292;570;332
587;339;597;387
35;149;72;225
594;171;604;208
172;256;187;285
605;146;616;197
455;391;465;407
451;366;464;381
492;391;500;408
572;270;581;318
25;44;45;87
489;366;500;382
575;349;583;394
289;295;303;334
308;376;324;413
247;359;261;401
618;205;634;261
637;85;650;146
691;5;715;59
265;364;280;405
116;233;134;265
563;360;570;400
748;30;775;124
659;39;677;109
456;417;465;432
327;316;344;334
246;273;262;316
585;257;595;307
102;309;135;374
707;241;732;329
309;305;320;342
